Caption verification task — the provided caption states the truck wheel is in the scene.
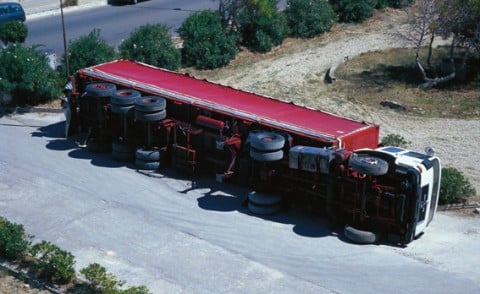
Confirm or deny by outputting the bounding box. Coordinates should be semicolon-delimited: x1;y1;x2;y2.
87;139;111;153
250;149;283;162
110;89;141;105
112;140;136;153
349;154;388;176
135;96;166;112
112;150;135;162
248;191;282;206
248;202;281;215
344;225;379;244
86;83;116;98
136;159;160;170
111;104;134;116
135;109;167;122
249;132;285;151
136;148;160;161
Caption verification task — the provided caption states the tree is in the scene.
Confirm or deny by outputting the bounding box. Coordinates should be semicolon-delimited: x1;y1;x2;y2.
331;0;377;23
284;0;336;38
0;44;62;105
0;21;28;47
178;10;239;69
237;0;288;52
400;0;480;88
65;28;117;74
119;24;181;70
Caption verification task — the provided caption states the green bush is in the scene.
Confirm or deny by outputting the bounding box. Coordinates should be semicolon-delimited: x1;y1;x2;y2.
0;21;28;46
81;263;125;292
376;0;415;8
30;241;76;284
119;24;181;70
238;0;288;52
81;263;150;293
0;44;62;105
0;217;31;260
285;0;336;38
178;10;239;69
331;0;376;23
440;167;476;204
65;28;117;74
380;133;410;148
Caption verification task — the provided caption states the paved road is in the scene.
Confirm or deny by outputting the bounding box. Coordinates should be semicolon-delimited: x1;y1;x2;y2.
0;112;479;293
25;0;217;55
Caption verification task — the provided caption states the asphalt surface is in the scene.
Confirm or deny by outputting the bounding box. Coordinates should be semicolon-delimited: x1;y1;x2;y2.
0;112;479;293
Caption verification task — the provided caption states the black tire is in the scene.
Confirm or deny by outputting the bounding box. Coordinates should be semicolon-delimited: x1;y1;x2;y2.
86;139;111;153
248;202;281;215
136;148;160;161
344;225;379;244
111;104;134;116
110;89;141;105
135;96;166;112
86;83;116;98
249;149;283;162
349;154;388;176
112;150;134;162
248;191;282;206
131;0;138;4
136;159;160;170
112;140;136;153
249;132;285;151
135;109;167;122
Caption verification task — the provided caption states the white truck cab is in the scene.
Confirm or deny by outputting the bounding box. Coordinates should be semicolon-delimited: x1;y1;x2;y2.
375;146;441;237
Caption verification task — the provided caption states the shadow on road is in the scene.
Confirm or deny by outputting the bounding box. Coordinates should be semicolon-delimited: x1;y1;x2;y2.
163;170;335;239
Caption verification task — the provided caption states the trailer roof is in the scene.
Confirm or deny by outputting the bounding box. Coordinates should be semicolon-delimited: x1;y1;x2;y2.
80;60;378;146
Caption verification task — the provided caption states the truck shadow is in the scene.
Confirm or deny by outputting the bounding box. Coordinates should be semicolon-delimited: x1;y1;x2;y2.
164;171;335;239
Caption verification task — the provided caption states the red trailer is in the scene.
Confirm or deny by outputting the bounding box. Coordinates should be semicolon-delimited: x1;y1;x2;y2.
67;60;441;245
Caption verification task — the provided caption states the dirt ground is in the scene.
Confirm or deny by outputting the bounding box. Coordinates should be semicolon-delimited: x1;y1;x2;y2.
188;8;480;200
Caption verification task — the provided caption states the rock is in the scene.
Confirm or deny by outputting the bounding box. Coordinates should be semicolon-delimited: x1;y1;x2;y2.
380;100;406;111
474;207;480;214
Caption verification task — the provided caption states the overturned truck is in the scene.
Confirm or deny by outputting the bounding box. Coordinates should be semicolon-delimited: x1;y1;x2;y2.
67;60;441;245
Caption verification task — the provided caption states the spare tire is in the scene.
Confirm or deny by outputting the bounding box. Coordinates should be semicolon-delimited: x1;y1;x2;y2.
86;83;116;98
111;89;141;105
135;109;167;122
135;96;166;112
111;104;134;116
344;225;379;244
349;154;388;176
248;191;282;206
249;132;285;151
135;148;160;161
249;149;283;162
248;202;281;215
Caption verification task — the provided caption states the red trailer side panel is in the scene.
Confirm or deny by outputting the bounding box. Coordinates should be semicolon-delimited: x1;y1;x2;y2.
79;60;379;150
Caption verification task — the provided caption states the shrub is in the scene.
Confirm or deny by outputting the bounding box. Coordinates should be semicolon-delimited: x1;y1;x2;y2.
65;28;117;74
178;10;239;69
0;21;28;46
0;44;62;105
238;0;288;52
285;0;336;38
331;0;376;23
376;0;414;8
30;241;76;284
81;263;150;293
81;263;125;292
439;167;476;204
380;133;410;148
119;24;181;70
0;217;31;260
